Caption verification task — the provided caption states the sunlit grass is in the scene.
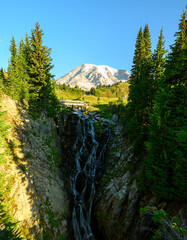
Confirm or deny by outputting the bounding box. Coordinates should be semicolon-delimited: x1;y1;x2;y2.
55;82;129;112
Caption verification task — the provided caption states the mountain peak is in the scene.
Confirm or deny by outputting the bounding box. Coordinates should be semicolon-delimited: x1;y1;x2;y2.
56;64;130;91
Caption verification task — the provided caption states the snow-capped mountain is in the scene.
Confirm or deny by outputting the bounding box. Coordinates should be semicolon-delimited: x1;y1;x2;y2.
56;64;130;91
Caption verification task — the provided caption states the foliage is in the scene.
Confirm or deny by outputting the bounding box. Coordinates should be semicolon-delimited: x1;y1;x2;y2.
126;10;186;200
3;23;60;118
56;81;129;113
140;11;187;200
88;82;129;99
140;206;187;239
0;181;23;240
0;68;5;94
6;36;18;98
56;83;85;99
16;39;30;101
56;81;129;101
152;28;167;92
125;25;154;154
0;103;23;239
141;85;187;199
27;22;60;116
164;11;187;85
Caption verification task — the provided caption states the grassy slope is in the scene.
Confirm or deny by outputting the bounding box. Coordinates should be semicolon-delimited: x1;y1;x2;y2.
55;82;129;112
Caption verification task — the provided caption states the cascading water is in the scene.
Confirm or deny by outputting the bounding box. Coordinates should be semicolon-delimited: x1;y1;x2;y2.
65;111;111;240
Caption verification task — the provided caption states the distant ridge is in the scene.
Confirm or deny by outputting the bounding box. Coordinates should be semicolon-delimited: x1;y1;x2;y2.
56;64;130;91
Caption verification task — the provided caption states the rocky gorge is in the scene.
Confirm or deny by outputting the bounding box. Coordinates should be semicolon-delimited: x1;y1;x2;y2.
57;110;187;240
1;95;186;240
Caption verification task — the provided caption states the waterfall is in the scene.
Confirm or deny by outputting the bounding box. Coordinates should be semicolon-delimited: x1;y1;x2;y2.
66;111;111;240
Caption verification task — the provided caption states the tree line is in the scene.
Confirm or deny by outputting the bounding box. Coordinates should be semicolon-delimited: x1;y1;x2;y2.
0;22;60;117
125;11;186;200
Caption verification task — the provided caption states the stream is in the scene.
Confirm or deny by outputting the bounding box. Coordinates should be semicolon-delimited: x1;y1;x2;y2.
65;111;111;240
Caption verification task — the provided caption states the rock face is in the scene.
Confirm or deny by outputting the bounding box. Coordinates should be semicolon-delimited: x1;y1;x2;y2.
56;64;130;91
93;119;187;240
0;95;69;240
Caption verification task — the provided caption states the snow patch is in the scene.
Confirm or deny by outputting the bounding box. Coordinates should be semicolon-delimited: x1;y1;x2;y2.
96;65;118;79
82;64;118;79
82;64;96;73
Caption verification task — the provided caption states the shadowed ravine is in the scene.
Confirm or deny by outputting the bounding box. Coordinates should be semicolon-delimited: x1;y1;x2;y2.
60;111;111;240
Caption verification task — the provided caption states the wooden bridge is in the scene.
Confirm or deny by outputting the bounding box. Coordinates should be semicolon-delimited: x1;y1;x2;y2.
60;100;87;110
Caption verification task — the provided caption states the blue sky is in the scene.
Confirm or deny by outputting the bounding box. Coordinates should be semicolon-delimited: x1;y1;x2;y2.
0;0;186;79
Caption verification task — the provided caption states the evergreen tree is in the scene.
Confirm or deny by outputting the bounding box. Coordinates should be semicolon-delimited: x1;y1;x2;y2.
125;25;153;153
27;22;60;116
143;24;152;57
6;36;30;101
141;24;153;112
152;28;167;89
90;87;96;96
24;34;31;65
9;36;17;68
165;11;187;85
6;36;18;97
149;27;168;116
142;85;187;200
142;11;187;200
16;39;30;101
125;27;145;151
4;23;59;116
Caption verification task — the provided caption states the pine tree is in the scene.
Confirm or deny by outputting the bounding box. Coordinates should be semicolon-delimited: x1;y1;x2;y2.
142;85;187;200
143;24;152;58
6;36;18;97
9;36;17;68
141;24;153;112
142;11;187;200
127;27;145;113
165;11;187;85
17;39;30;101
6;36;30;101
28;22;59;116
148;27;168;116
24;34;31;65
125;27;145;150
28;22;49;103
125;25;153;153
152;28;167;89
